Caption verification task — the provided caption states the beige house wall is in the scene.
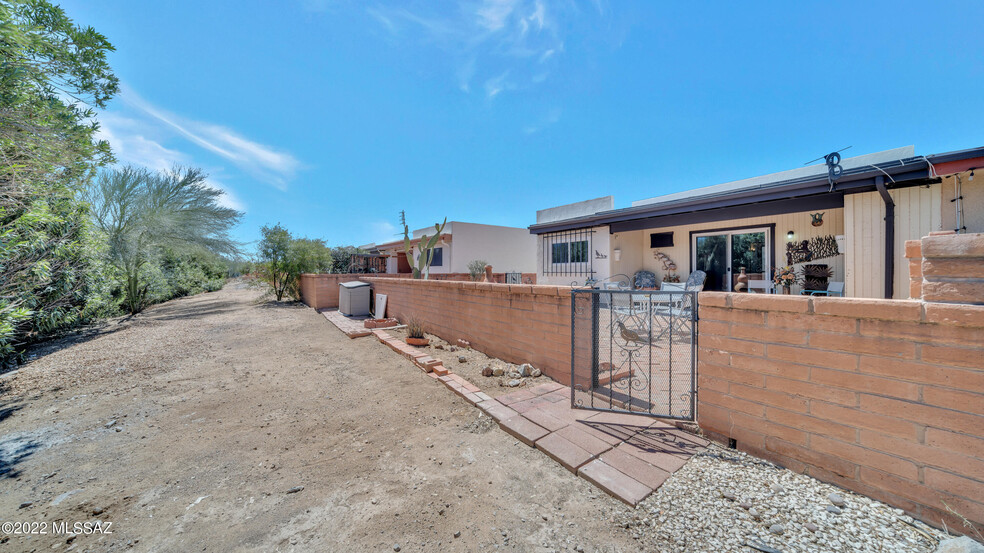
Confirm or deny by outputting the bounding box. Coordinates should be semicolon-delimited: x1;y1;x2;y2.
844;184;943;299
940;171;984;235
610;208;845;294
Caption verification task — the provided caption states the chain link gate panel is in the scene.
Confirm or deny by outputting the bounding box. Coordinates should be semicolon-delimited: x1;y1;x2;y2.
571;289;697;420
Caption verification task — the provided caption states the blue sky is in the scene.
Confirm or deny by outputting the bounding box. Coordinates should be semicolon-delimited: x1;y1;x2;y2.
63;0;983;249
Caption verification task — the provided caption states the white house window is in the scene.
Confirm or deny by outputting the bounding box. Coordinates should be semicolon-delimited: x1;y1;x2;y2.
543;229;594;276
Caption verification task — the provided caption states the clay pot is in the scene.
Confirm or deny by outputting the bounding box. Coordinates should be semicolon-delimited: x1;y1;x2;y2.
735;266;748;292
406;337;430;347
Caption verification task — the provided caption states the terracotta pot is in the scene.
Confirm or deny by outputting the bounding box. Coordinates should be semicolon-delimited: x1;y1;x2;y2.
735;266;748;292
406;337;430;347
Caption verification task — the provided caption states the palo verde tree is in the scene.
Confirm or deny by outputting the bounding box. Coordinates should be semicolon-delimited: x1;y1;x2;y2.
256;224;333;301
85;166;243;314
1;0;119;359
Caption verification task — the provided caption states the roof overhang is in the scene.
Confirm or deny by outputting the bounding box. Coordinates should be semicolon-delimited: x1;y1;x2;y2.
528;154;961;235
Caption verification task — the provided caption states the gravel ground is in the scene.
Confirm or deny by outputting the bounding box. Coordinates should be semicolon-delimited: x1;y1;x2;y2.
387;328;550;398
616;445;949;552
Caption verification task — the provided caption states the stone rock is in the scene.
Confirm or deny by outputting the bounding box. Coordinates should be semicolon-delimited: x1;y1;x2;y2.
519;364;533;377
770;483;785;494
507;379;521;387
453;531;461;538
286;486;304;494
769;524;784;535
828;492;846;507
481;366;493;377
748;508;761;520
105;420;117;429
805;522;818;533
458;356;467;363
508;371;521;379
18;502;32;509
449;345;458;352
722;491;736;501
739;501;752;510
393;544;401;552
826;505;842;515
531;368;542;378
434;344;444;350
935;537;984;553
492;367;504;377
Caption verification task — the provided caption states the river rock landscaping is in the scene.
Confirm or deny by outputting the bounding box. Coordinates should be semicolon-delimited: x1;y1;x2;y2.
616;445;949;552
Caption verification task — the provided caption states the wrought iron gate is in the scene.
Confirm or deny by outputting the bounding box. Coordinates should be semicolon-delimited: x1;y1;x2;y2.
571;289;697;421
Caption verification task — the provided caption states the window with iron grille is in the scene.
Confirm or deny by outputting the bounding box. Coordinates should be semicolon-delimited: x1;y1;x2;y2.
542;229;594;276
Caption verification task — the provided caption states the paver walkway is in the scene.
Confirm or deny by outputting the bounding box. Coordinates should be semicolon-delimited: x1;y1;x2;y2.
484;383;708;505
319;308;707;506
320;309;372;338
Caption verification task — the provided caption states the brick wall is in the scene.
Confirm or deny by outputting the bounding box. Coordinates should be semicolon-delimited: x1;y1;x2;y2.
298;273;537;309
697;292;984;533
363;277;572;381
906;232;984;304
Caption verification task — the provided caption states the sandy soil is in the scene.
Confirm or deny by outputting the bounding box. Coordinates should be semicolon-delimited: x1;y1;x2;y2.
0;282;641;552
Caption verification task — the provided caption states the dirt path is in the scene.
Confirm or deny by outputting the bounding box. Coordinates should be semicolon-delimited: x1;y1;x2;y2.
1;283;640;552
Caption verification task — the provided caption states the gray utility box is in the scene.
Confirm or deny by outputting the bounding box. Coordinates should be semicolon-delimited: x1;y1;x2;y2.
338;281;371;316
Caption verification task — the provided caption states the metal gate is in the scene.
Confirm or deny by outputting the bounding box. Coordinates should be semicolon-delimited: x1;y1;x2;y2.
571;289;697;421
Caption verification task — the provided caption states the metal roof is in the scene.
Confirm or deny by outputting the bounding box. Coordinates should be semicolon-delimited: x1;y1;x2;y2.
528;145;984;235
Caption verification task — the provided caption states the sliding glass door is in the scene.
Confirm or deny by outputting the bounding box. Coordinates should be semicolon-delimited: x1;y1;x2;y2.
692;227;771;292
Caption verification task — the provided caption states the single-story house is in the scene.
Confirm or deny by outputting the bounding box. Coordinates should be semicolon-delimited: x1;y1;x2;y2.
530;145;984;298
374;221;537;276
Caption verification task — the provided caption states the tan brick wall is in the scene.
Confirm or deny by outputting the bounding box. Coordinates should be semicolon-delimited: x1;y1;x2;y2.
906;232;984;304
363;277;572;382
299;273;536;309
697;292;984;534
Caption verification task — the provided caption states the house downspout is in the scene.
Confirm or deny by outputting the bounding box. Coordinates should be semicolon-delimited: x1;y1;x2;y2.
874;175;895;299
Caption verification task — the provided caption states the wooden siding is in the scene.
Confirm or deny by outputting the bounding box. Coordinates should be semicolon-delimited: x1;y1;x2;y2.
844;184;942;299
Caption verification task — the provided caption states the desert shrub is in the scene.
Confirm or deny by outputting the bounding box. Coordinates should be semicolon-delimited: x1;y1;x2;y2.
256;224;333;301
467;259;488;280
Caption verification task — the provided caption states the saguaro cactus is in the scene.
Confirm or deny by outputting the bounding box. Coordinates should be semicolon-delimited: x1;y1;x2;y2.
400;211;447;279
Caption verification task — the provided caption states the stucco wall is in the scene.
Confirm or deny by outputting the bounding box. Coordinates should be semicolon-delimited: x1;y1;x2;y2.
449;222;537;273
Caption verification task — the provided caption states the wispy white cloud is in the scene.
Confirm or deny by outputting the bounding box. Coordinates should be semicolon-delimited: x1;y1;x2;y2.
522;106;561;134
366;0;586;99
368;220;398;244
117;85;301;190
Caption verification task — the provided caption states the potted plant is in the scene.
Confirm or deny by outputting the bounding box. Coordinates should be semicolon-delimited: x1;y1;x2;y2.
773;265;797;294
405;316;429;346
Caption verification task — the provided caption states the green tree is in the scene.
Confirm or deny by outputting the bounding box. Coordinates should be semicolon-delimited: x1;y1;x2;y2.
1;0;119;360
256;224;333;301
85;166;243;314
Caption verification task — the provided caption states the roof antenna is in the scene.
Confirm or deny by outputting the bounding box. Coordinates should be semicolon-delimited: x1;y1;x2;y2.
805;146;852;192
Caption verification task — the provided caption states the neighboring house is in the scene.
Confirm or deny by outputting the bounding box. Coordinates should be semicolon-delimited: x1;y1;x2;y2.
374;221;537;276
530;145;984;298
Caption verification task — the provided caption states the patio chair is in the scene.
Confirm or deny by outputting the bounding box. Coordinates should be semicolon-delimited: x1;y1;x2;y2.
747;279;775;294
650;270;706;341
804;281;844;297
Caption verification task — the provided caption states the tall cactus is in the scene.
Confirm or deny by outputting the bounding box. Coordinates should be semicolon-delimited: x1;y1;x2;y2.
400;211;447;280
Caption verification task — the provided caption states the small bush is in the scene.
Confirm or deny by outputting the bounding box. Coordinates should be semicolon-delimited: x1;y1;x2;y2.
467;259;488;281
